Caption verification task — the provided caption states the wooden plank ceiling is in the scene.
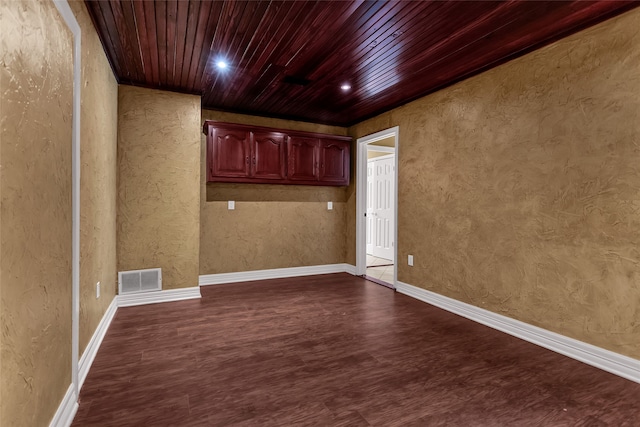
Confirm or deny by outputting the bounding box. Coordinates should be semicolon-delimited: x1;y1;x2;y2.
85;0;638;126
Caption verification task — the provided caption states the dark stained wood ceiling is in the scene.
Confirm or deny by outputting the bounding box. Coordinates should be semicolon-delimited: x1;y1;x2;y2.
85;0;638;126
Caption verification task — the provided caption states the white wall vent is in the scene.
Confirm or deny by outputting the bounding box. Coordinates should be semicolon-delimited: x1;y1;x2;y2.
118;268;162;295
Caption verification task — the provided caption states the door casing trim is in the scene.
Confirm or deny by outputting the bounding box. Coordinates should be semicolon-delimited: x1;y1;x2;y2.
356;127;399;284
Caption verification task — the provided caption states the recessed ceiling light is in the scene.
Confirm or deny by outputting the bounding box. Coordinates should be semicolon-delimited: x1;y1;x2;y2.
341;84;351;91
216;60;228;70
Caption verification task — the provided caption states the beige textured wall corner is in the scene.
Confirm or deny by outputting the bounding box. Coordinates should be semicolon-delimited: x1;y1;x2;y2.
118;86;200;290
349;8;640;358
200;110;349;274
68;0;118;355
1;1;73;425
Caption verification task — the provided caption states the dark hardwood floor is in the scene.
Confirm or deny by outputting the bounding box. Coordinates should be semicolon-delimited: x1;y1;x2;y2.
74;274;640;426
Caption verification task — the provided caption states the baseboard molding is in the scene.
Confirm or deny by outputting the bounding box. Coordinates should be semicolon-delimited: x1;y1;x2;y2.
118;286;202;307
395;281;640;384
344;264;357;275
78;297;117;389
199;263;355;286
49;384;78;427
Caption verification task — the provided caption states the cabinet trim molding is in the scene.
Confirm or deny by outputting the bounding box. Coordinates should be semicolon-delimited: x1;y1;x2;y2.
202;120;351;142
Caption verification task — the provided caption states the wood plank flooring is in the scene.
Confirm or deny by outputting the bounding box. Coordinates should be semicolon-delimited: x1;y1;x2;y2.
73;273;640;426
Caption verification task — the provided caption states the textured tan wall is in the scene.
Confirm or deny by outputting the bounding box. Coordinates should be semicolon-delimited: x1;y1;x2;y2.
118;86;201;290
69;0;118;355
349;8;640;358
200;110;350;274
1;1;73;425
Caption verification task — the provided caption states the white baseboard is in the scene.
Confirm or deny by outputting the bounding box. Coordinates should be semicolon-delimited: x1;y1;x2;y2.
118;286;201;307
49;384;78;427
199;263;355;286
79;297;117;389
395;281;640;384
344;264;357;275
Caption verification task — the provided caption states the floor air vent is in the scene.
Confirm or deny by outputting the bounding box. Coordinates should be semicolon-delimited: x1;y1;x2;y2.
118;268;162;295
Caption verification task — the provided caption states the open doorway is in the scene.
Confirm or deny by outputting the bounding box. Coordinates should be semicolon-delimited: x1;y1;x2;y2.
356;127;399;288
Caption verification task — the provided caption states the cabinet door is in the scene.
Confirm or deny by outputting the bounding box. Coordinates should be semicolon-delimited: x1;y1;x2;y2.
319;139;350;185
209;126;251;178
251;131;286;180
287;136;319;181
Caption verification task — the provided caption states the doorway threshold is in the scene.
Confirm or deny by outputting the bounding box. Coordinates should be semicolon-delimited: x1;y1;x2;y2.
362;275;395;290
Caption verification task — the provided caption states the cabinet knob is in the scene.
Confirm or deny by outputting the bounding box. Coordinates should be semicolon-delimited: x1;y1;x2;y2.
252;157;256;164
246;156;249;164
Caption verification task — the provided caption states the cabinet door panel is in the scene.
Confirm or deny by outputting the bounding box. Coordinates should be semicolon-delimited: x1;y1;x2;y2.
288;136;318;181
210;127;250;178
252;131;286;180
319;139;350;185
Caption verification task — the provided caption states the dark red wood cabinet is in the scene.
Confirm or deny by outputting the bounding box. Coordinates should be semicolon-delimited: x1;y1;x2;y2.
208;126;251;178
319;139;350;184
252;131;287;180
204;121;350;186
287;136;319;182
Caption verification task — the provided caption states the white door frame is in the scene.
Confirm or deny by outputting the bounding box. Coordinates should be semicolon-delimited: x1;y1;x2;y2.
53;0;81;403
356;127;399;284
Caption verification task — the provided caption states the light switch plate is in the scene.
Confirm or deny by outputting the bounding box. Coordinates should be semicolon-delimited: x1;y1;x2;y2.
228;201;235;210
408;255;414;266
96;281;100;298
327;201;333;210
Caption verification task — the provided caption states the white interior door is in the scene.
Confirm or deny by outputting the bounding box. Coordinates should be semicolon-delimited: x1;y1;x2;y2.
367;155;395;261
366;161;375;255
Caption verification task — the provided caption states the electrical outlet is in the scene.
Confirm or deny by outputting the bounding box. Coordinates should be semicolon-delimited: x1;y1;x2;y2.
408;255;414;266
96;281;101;298
327;201;333;210
228;200;235;210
